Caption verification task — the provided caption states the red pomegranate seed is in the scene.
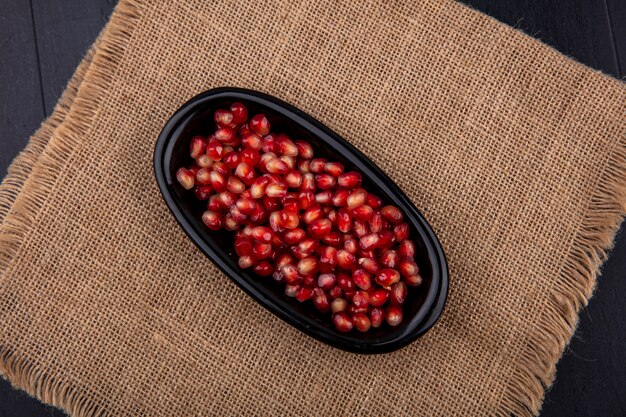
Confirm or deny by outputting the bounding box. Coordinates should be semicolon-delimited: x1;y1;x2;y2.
190;136;206;158
230;102;248;124
359;233;380;250
227;176;245;194
398;259;419;278
194;185;212;200
329;286;342;299
378;230;395;249
353;291;370;309
276;134;298;156
297;238;319;255
275;253;294;270
279;155;295;170
207;194;221;211
370;308;384;328
358;257;380;274
312;289;330;311
368;211;383;233
352;268;371;290
323;162;343;177
302;274;315;287
261;134;278;153
332;189;350;207
303;205;323;224
280;210;299;229
195;168;211;185
269;211;284;232
207;171;225;192
234;236;254;256
202;210;223;230
343;236;358;253
337;272;355;291
381;205;403;224
297;256;319;275
230;207;247;224
352;220;369;237
337;171;362;188
214;109;234;128
399;239;416;259
266;182;287;198
250;114;270;136
235;197;256;215
241;131;262;150
394;223;410;241
300;173;315;191
206;140;224;160
240;148;261;165
309;219;332;238
352;313;371;332
218;190;236;207
347;188;367;208
176;167;195;190
265;158;289;175
252;242;272;259
212;161;230;177
405;274;423;287
283;228;306;244
215;127;236;143
317;273;336;290
315;191;333;205
279;263;299;284
250;226;274;242
376;269;401;287
250;176;269;199
249;204;267;224
298;159;311;173
196;154;212;168
369;289;389;307
336;250;356;269
310;158;327;173
222;150;240;168
390;282;408;305
333;312;353;332
331;298;348;313
336;208;351;233
315;173;336;190
321;232;342;247
284;283;299;297
238;255;253;269
295;140;314;159
380;250;399;268
352;205;374;222
366;194;382;209
284;170;303;188
253;260;273;276
319;246;338;272
297;191;315;209
386;305;403;326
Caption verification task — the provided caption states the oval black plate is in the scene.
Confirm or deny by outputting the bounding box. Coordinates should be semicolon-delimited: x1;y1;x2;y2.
153;87;448;354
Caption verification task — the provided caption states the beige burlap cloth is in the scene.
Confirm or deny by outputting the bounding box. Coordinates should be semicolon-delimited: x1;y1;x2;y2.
1;1;625;416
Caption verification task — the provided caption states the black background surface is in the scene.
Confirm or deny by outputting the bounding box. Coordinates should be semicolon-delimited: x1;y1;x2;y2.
0;1;624;416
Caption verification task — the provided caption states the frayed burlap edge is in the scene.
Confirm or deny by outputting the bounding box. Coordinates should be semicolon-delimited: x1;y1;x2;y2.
0;1;143;416
0;1;624;416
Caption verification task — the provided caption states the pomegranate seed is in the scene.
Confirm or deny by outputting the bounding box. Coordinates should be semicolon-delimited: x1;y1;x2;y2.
352;269;372;290
398;259;419;277
302;274;315;287
281;264;300;284
353;291;370;309
295;140;314;159
331;298;348;313
230;206;247;224
358;257;380;274
280;210;299;229
337;171;362;188
317;273;336;290
195;168;211;185
215;127;236;142
335;208;352;233
329;286;343;299
241;225;255;237
332;312;353;332
194;185;212;200
222;150;240;168
394;223;409;241
253;260;273;276
265;158;290;175
405;274;423;287
347;188;367;208
238;255;253;269
230;102;248;124
250;176;269;199
352;205;374;221
298;159;311;173
343;236;358;253
250;114;270;136
319;246;338;272
284;283;299;297
214;109;234;128
380;250;400;268
369;211;383;233
266;182;287;198
227;176;246;194
285;170;303;188
337;272;355;292
386;305;403;326
219;191;237;207
297;191;315;209
300;173;316;191
312;289;330;312
352;313;371;332
176;167;195;190
276;134;298;156
250;226;274;242
378;230;395;249
206;140;224;160
297;256;319;275
234;236;254;256
303;205;323;224
399;239;416;259
366;194;382;209
321;232;342;247
269;211;284;232
309;219;332;238
207;194;221;211
376;269;401;287
359;233;380;250
369;289;389;307
275;253;294;270
359;249;376;259
283;228;306;244
370;308;384;328
196;154;213;168
324;162;344;177
352;220;369;237
240;148;261;165
190;136;206;158
202;211;223;230
241;131;262;150
390;282;408;305
310;158;327;173
381;205;403;224
315;191;333;205
297;238;319;255
253;242;273;259
332;189;350;207
336;250;356;269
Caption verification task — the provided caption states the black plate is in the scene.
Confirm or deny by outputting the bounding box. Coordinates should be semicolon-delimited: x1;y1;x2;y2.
153;87;448;354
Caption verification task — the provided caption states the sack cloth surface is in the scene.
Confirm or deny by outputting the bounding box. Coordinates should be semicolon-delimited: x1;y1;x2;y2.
1;1;625;416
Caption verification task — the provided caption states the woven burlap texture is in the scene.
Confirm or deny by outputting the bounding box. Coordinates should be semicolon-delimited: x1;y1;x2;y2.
1;1;625;416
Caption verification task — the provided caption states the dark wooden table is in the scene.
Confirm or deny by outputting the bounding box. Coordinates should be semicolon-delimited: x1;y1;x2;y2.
1;1;624;416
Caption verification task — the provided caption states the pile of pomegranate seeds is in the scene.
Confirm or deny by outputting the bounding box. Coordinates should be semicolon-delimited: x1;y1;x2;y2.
176;102;423;332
